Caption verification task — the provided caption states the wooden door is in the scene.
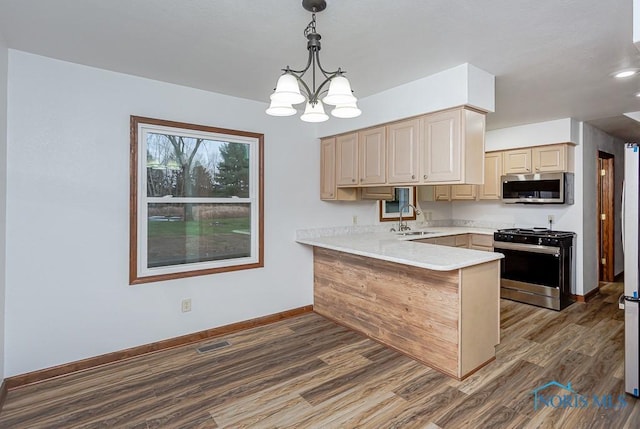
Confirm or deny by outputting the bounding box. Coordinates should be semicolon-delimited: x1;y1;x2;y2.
335;133;358;186
503;148;532;174
359;126;386;185
533;144;567;173
479;152;502;200
320;138;336;200
598;151;615;282
388;119;420;183
451;184;477;200
421;109;462;182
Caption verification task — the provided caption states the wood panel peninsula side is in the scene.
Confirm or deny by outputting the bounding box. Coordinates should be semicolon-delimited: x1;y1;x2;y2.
298;231;502;380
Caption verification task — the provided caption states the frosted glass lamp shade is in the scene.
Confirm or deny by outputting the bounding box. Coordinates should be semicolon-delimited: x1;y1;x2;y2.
331;102;362;118
265;99;296;116
323;75;357;105
300;101;329;122
270;73;306;105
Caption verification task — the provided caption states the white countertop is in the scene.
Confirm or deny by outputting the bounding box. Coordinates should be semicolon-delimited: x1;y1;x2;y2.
296;227;503;271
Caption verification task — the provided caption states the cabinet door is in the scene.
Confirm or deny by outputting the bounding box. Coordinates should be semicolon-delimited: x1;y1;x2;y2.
455;234;470;247
434;185;451;201
533;144;567;172
435;236;456;246
478;152;502;200
388;119;420;183
503;148;532;174
451;184;477;200
470;234;493;249
360;186;395;200
359;126;386;185
421;109;462;182
336;133;359;186
320;138;336;200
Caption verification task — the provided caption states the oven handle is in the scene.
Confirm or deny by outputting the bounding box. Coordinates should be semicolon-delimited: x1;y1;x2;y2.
493;241;560;256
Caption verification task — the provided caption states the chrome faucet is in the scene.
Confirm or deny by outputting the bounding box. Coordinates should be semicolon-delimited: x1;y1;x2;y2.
392;203;421;232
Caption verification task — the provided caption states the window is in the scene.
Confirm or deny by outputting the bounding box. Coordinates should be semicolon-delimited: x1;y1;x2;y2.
378;187;417;222
130;116;264;284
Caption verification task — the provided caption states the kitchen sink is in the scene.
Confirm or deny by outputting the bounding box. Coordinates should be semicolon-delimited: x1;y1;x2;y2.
396;231;440;236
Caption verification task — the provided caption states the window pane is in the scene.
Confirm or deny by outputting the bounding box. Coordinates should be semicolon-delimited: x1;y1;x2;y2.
146;133;250;198
147;203;251;268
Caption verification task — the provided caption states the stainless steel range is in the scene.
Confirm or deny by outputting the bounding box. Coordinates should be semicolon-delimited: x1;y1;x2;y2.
493;228;576;311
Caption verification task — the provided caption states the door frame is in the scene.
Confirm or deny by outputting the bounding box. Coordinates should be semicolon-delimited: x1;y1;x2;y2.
597;151;615;282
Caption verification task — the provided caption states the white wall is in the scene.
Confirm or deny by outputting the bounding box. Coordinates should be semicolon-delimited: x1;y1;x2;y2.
0;36;8;380
485;118;579;150
317;63;495;138
581;123;625;285
3;50;375;377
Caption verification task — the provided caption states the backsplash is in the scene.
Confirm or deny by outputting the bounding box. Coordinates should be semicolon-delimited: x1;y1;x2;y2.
296;219;514;239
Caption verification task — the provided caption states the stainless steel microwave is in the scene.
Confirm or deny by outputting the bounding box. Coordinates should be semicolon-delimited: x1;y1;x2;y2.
501;172;574;204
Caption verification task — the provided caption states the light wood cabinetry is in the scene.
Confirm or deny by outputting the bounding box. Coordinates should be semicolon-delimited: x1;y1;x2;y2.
358;126;386;185
322;106;486;199
478;151;502;200
434;185;451;201
469;234;494;251
335;133;359;186
387;118;420;183
502;143;574;175
320;137;358;201
451;184;477;200
360;186;395;200
533;143;571;172
421;107;485;184
320;138;336;200
416;233;493;252
502;148;532;174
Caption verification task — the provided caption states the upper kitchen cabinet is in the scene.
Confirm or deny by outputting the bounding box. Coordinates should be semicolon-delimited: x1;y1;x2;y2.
387;118;420;184
478;151;502;200
335;132;359;186
320;137;358;201
359;126;387;185
533;143;573;173
420;107;485;184
502;148;532;174
502;143;574;175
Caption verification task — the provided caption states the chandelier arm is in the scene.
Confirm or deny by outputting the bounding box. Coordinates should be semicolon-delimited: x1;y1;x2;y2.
310;71;340;102
314;53;342;79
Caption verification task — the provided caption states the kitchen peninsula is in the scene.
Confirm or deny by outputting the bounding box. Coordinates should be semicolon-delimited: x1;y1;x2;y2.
297;228;503;379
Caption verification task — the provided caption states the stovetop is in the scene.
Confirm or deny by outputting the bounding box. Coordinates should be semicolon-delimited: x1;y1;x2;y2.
494;227;576;247
497;228;575;239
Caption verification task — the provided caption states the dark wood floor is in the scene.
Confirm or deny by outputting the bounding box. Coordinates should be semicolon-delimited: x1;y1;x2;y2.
0;282;638;428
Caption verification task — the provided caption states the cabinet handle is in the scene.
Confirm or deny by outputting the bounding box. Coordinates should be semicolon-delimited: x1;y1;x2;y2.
352;179;356;183
412;175;416;179
423;174;428;180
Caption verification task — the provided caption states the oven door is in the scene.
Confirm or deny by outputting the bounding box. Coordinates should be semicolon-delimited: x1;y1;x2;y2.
493;241;561;288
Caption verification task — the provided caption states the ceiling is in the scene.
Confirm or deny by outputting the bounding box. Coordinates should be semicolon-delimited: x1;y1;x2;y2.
2;0;640;140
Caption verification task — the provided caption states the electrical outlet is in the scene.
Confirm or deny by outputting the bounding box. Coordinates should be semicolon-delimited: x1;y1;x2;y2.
425;211;433;221
352;215;358;225
181;298;192;313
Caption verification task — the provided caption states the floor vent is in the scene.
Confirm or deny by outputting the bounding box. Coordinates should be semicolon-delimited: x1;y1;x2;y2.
196;340;231;354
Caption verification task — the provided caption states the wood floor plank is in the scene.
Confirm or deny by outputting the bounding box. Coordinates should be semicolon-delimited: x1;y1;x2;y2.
1;282;638;428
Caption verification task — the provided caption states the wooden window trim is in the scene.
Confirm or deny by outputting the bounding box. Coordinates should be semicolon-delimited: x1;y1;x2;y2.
129;116;264;284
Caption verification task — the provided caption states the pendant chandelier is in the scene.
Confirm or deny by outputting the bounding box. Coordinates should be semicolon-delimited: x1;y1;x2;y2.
266;0;361;122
